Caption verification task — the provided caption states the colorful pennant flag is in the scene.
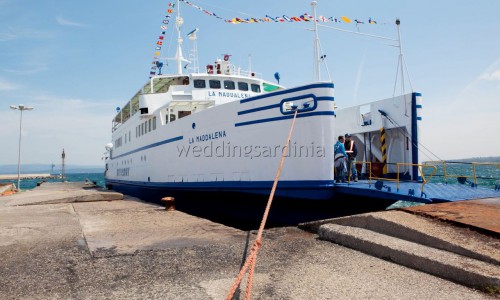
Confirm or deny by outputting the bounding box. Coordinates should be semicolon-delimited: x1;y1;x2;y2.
179;0;383;26
148;1;386;77
149;2;176;78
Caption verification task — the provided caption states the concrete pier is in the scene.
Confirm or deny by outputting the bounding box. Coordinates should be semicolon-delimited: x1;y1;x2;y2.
0;173;56;180
0;182;498;299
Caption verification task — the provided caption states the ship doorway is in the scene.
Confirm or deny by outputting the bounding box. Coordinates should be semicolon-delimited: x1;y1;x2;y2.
178;111;192;119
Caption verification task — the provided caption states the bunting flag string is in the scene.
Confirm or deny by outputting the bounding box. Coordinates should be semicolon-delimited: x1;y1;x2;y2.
149;2;176;78
179;0;386;25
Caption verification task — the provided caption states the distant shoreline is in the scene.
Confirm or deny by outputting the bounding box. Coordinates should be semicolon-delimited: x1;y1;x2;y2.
0;174;59;180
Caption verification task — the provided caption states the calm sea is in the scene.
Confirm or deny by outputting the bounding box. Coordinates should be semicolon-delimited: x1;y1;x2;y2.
422;162;499;189
1;163;498;191
1;173;105;190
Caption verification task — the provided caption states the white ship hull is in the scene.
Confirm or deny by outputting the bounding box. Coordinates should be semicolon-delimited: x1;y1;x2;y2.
105;82;337;200
104;1;424;213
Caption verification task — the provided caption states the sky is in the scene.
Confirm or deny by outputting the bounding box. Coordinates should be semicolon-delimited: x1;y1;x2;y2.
0;0;499;167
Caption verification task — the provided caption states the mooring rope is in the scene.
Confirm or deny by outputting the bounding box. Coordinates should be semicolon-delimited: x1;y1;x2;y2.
226;108;299;300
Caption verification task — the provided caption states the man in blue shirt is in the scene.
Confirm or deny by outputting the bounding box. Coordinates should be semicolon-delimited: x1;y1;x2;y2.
334;135;347;183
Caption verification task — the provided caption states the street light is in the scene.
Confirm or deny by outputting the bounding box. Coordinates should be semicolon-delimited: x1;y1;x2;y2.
10;104;34;192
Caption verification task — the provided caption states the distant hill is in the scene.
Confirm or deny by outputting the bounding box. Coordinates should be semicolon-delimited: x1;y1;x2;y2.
0;164;104;175
446;156;500;163
424;156;500;164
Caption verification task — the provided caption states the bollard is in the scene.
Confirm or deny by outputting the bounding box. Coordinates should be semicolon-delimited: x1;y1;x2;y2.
161;197;175;211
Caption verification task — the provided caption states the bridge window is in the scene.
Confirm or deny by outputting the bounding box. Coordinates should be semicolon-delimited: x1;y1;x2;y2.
194;79;206;88
251;84;261;93
360;104;372;126
238;82;249;91
263;83;280;92
224;80;235;90
209;80;221;89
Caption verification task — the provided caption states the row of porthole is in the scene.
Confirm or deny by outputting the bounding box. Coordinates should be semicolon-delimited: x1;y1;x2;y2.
121;158;132;166
114;154;147;167
136;117;157;138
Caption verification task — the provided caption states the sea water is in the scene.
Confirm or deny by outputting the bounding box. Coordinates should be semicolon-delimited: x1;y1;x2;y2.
0;173;105;191
1;164;498;191
422;162;499;189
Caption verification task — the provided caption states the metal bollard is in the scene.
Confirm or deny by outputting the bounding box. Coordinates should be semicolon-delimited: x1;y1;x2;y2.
161;197;175;211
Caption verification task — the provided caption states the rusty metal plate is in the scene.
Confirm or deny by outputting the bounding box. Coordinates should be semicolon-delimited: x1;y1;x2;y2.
401;197;500;235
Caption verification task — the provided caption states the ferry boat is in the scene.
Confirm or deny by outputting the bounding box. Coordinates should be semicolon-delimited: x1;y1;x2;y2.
104;1;423;221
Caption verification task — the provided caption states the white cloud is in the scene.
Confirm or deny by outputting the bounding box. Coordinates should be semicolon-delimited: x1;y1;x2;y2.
0;78;19;91
56;16;85;27
0;26;55;42
2;66;48;75
480;70;500;81
1;89;117;165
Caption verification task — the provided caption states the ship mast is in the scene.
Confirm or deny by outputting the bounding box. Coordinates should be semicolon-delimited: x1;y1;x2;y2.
311;1;321;81
171;0;190;74
393;18;414;96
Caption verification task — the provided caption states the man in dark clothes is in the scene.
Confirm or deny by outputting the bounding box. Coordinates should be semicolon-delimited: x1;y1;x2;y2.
344;133;358;182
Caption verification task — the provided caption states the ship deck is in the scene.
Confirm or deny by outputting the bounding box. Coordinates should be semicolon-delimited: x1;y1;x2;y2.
333;180;500;204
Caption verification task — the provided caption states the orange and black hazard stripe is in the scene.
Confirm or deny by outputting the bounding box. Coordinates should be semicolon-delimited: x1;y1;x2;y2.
380;127;387;175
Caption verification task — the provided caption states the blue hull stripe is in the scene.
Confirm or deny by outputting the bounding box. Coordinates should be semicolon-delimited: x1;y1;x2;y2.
237;96;334;116
235;111;335;127
112;135;183;159
240;82;334;104
238;103;280;115
106;179;334;189
105;179;335;200
316;96;335;101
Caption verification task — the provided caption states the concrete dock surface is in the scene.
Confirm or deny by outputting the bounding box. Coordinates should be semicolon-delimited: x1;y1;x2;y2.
0;182;499;299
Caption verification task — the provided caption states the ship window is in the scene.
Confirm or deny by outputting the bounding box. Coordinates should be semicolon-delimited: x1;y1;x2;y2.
194;79;206;88
224;80;235;90
238;82;249;91
169;114;176;122
360;104;372;126
263;82;280;92
209;80;221;89
141;123;144;135
251;84;261;93
153;117;157;130
148;119;152;132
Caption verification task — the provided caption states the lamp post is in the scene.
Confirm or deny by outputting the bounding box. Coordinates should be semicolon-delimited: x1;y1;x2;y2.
10;104;34;191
